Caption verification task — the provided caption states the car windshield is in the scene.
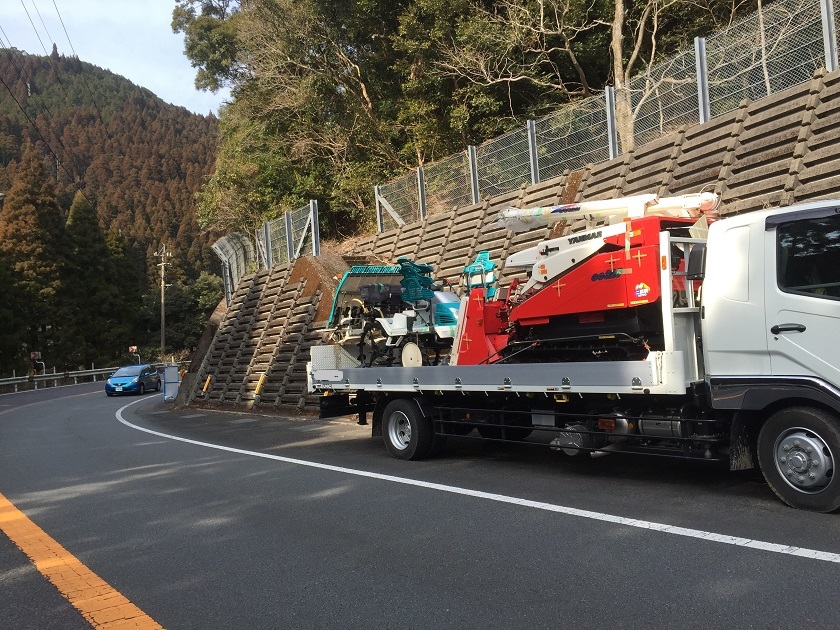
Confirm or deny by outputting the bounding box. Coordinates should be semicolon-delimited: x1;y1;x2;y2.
112;366;142;377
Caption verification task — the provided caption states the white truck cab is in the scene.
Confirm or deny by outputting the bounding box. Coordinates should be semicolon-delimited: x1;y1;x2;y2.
703;202;840;385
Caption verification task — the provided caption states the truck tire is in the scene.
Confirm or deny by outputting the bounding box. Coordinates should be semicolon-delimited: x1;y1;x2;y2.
757;406;840;512
382;398;434;460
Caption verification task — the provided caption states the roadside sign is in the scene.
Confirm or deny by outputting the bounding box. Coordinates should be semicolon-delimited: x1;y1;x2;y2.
129;346;137;353
30;351;41;360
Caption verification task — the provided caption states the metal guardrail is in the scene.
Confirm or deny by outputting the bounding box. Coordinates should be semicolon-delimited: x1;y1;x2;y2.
0;364;172;394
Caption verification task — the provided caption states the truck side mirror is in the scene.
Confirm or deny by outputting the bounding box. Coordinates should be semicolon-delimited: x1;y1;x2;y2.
686;244;706;280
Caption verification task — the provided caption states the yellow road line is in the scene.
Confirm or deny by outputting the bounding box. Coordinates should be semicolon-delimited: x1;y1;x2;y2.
0;491;163;629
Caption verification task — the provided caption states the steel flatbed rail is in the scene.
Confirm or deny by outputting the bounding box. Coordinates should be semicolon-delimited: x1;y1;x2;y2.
308;349;692;396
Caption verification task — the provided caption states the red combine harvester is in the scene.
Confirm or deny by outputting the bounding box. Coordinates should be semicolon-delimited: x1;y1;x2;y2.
451;193;719;365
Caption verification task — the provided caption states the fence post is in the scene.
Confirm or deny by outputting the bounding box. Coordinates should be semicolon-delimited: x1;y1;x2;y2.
467;145;480;204
263;221;273;269
695;37;711;124
417;167;427;220
253;228;262;268
527;119;540;185
375;185;384;233
310;200;320;256
284;211;295;260
605;87;620;160
221;260;232;306
821;0;838;72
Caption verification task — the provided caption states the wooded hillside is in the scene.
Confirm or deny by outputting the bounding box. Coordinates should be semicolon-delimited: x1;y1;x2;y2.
0;48;221;373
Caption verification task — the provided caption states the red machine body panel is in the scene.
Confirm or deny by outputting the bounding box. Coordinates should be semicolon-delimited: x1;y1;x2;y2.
507;216;695;326
454;216;699;365
508;242;662;325
455;289;510;365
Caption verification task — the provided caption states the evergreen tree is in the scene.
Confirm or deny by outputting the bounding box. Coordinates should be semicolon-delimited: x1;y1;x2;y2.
0;256;26;374
0;145;68;364
105;229;143;361
62;190;128;366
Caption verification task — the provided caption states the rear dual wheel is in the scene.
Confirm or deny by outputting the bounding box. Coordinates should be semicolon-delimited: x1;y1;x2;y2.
382;398;441;460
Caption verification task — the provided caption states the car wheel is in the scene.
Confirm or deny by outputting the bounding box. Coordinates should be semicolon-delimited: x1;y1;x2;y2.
106;392;113;397
139;383;145;395
757;406;840;512
155;379;161;392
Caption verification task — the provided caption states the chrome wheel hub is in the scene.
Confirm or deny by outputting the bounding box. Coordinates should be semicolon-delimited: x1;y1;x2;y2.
774;429;834;493
388;411;411;450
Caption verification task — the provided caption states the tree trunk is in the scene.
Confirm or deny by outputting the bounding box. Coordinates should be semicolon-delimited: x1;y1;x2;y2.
610;0;635;153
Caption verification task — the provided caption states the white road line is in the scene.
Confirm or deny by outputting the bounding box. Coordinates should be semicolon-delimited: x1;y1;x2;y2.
117;399;840;564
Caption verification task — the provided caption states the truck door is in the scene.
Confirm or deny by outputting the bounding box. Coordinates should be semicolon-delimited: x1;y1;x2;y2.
765;208;840;387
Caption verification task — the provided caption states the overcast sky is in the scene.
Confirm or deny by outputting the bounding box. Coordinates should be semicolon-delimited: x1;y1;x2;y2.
1;0;230;116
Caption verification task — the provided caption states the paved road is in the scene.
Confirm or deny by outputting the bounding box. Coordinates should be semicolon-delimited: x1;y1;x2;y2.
1;383;840;629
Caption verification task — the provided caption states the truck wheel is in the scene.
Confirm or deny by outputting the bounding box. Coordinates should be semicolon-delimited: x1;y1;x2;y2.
382;399;434;460
757;406;840;512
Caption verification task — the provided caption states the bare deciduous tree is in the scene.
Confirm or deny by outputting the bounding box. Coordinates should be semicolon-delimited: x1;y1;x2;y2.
433;0;748;151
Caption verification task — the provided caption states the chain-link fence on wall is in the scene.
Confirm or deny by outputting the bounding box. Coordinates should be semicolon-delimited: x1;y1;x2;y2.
424;152;473;216
265;217;289;267
253;201;320;269
706;0;827;117
628;44;699;151
377;171;421;230
212;232;257;305
375;0;838;230
476;125;532;199
288;201;319;258
535;94;611;182
212;202;321;299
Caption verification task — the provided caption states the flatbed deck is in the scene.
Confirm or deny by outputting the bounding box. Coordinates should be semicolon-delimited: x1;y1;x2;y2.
308;348;692;396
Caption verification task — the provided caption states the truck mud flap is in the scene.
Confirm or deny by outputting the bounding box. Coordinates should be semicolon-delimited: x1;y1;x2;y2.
319;393;357;419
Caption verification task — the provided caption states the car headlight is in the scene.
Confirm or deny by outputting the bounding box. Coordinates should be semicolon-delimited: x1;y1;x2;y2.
131;377;139;383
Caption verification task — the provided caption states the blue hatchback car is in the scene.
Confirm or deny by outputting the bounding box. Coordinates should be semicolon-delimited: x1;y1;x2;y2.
105;364;160;396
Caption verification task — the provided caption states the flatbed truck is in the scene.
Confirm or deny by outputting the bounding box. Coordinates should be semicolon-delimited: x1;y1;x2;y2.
308;199;840;512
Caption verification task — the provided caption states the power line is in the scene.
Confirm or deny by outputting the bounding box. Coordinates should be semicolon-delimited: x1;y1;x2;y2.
0;28;69;156
17;0;93;130
49;0;109;130
0;40;95;207
18;0;50;59
0;71;88;199
31;0;56;46
1;2;109;196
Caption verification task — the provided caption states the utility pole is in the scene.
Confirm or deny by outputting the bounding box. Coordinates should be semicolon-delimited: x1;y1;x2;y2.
154;244;172;363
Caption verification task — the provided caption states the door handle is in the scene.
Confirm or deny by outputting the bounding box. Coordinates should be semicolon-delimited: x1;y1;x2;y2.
770;323;806;335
